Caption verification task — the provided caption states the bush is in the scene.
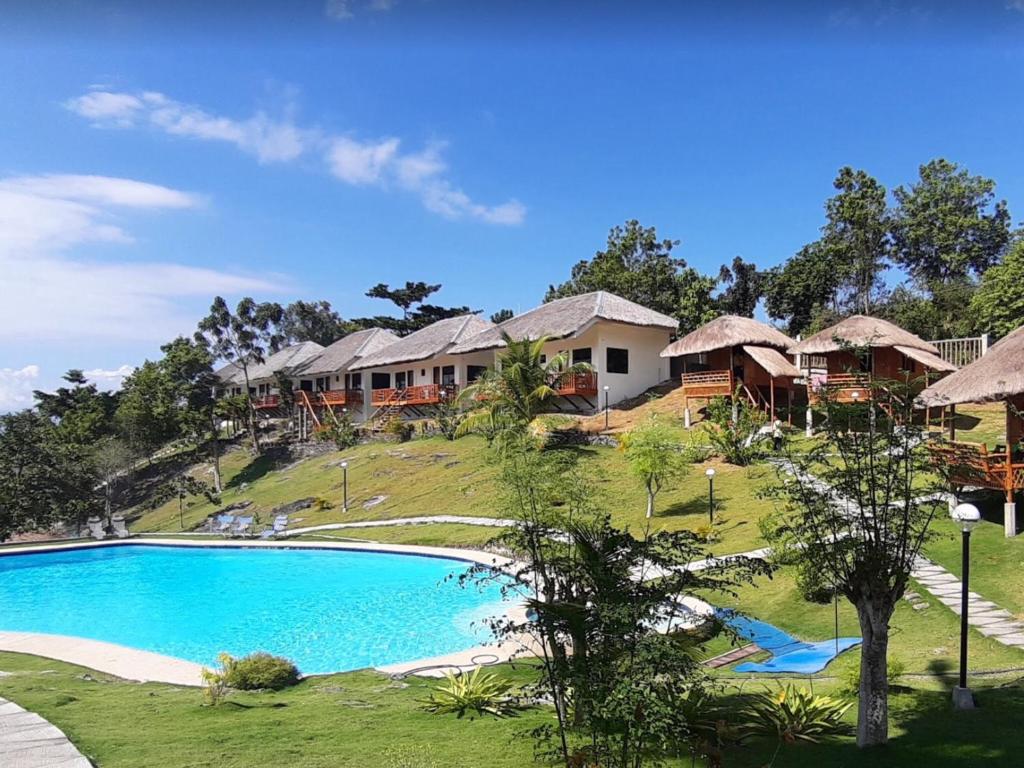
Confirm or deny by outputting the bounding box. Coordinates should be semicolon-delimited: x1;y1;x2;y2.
316;411;358;450
742;683;851;744
704;390;768;466
420;668;520;719
838;658;905;696
221;652;300;691
384;419;414;442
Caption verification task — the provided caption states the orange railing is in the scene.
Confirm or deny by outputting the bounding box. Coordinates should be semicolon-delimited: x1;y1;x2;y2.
370;384;458;406
296;388;364;407
929;440;1024;498
251;395;280;409
681;370;734;399
550;371;598;397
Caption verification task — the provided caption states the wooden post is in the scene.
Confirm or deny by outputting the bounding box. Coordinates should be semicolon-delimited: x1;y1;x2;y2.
770;378;776;422
1006;398;1023;537
949;404;956;442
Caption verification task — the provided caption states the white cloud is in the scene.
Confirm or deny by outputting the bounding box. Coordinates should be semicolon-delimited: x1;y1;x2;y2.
325;0;354;20
84;365;136;391
68;87;526;225
369;0;396;10
0;365;40;413
0;173;280;344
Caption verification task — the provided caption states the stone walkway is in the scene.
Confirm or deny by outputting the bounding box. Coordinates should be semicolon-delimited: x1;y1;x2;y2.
0;696;90;767
911;557;1024;649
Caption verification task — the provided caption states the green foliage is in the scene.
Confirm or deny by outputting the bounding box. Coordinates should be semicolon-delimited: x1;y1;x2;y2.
716;255;764;317
382;748;441;768
838;659;905;697
620;416;689;518
704;390;768;466
356;281;476;336
433;397;465;441
971;238;1024;338
280;299;354;346
742;684;852;745
317;409;358;450
545;219;719;333
220;652;301;691
421;668;520;719
0;410;66;541
764;241;844;337
384;419;414;442
200;658;230;707
490;308;514;324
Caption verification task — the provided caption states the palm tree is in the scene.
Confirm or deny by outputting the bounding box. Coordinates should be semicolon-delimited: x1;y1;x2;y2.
458;333;591;442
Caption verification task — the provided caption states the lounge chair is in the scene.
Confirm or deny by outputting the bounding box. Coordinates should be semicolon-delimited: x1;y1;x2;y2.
86;516;106;540
259;514;290;539
213;514;235;534
232;515;255;537
111;514;130;539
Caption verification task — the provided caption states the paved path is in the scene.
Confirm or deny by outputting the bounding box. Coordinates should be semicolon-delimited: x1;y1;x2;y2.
284;514;517;537
911;557;1024;649
0;697;90;768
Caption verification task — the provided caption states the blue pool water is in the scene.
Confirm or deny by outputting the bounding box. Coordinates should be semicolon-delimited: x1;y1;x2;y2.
0;545;512;674
719;610;861;674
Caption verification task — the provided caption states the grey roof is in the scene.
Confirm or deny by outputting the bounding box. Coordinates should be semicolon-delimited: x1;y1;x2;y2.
224;341;324;384
448;291;678;355
918;324;1024;407
350;314;495;370
789;315;939;355
660;315;795;358
214;361;241;383
293;328;400;377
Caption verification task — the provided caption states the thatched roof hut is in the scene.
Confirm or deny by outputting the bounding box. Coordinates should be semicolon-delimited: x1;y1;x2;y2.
659;315;795;357
295;328;399;378
223;341;324;385
449;291;678;354
350;314;494;370
789;315;940;355
919;325;1024;407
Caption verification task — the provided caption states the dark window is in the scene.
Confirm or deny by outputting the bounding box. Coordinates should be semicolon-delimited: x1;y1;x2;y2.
395;371;407;388
421;369;427;377
606;347;629;374
441;365;456;386
299;380;313;392
432;366;441;384
371;372;391;390
467;365;488;382
539;354;547;365
350;372;362;389
572;347;592;365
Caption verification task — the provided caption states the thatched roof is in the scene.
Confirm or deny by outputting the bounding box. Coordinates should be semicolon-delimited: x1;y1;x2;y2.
448;291;678;355
350;314;494;370
224;341;324;384
659;315;794;358
918;325;1024;406
742;345;802;378
893;345;957;373
294;328;399;377
788;315;939;355
214;361;241;383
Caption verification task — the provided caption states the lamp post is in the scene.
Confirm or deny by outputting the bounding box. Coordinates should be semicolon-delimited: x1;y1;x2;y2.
603;385;610;430
952;502;981;709
341;460;349;513
705;467;716;524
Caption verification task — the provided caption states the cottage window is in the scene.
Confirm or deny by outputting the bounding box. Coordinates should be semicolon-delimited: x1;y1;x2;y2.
441;366;456;386
572;347;592;365
371;372;391;390
606;347;629;374
467;365;487;382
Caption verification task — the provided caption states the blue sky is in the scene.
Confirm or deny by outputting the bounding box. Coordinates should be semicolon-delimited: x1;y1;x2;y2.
2;0;1024;409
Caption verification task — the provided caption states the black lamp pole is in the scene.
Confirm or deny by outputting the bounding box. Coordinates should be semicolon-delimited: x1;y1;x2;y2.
958;525;971;689
603;386;610;430
342;462;349;512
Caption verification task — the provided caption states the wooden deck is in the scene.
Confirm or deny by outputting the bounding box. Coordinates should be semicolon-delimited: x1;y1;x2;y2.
681;370;734;400
929;441;1024;502
807;372;874;405
251;395;281;409
297;389;363;407
550;371;598;397
370;384;459;407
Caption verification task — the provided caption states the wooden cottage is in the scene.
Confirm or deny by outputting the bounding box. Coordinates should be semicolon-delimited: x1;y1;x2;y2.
659;315;802;427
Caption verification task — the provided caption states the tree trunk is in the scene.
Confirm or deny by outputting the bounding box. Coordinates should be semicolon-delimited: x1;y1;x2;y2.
856;600;891;747
645;486;655;519
241;365;261;454
208;413;223;494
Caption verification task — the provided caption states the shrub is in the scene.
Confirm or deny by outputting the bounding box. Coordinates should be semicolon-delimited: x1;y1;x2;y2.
312;496;332;511
221;652;300;691
742;683;851;744
384;419;414;442
420;668;520;719
838;658;905;696
704;390;768;466
200;656;230;706
316;411;358;450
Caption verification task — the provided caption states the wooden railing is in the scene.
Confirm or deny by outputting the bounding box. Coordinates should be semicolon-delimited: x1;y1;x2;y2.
251;395;280;409
928;440;1024;499
681;370;734;399
370;384;458;406
807;372;873;405
550;371;598;397
930;335;989;368
295;389;363;407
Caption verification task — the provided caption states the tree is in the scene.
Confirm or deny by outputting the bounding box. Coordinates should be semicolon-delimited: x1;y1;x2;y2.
762;373;941;747
763;242;844;336
195;297;284;453
822;167;890;315
0;411;61;541
280;300;353;346
716;256;764;317
971;238;1024;338
116;360;179;459
151;473;220;530
545;219;718;331
33;369;117;446
91;437;136;530
358;282;475;336
621;417;689;518
490;308;514;324
458;334;588;444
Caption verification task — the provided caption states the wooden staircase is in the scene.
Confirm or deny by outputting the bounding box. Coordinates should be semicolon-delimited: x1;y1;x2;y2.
369;387;406;432
295;390;323;430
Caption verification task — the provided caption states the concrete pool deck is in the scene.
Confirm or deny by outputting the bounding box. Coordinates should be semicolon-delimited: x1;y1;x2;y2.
0;537;522;685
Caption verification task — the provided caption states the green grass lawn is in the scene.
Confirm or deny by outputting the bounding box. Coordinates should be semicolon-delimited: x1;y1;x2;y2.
134;435;778;557
295;523;502;548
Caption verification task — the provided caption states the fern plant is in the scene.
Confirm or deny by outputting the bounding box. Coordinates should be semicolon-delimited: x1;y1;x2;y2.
420;668;520;719
742;683;851;744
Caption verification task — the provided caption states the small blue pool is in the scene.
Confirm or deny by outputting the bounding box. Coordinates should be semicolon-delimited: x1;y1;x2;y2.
719;610;860;674
0;545;512;674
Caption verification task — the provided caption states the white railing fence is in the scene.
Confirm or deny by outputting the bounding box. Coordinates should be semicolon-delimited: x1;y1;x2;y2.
930;334;989;367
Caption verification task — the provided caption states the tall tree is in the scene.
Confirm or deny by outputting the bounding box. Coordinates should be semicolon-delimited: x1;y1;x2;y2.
0;411;61;541
970;238;1024;338
280;300;353;346
195;297;284;453
822;167;890;315
763;242;843;336
890;159;1011;336
33;369;117;446
490;308;514;324
546;219;717;332
116;360;179;459
357;281;474;335
716;256;763;317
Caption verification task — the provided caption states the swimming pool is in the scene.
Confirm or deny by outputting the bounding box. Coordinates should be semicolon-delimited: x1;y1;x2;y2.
0;544;512;674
